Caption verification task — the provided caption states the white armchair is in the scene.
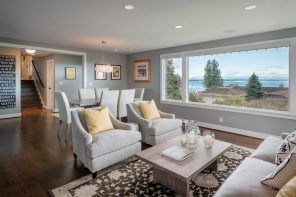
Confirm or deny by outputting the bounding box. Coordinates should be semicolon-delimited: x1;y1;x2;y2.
127;103;182;146
71;110;141;178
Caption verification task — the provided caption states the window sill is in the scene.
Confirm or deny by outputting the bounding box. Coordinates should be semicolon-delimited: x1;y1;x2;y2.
160;99;296;120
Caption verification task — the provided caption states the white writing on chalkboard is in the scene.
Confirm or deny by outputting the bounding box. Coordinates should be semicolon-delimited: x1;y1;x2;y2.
0;55;16;109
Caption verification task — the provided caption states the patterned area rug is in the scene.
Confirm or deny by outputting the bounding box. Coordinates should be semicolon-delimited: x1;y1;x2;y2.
50;145;253;197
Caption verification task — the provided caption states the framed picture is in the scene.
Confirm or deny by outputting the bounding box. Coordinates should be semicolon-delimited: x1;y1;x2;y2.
94;64;107;80
111;65;121;80
65;67;76;80
133;59;151;82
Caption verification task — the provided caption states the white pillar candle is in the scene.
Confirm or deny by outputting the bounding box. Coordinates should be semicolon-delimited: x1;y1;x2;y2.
204;135;214;146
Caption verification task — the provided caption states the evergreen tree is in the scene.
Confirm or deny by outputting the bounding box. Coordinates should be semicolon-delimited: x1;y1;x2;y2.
246;73;264;100
203;59;223;89
166;59;182;100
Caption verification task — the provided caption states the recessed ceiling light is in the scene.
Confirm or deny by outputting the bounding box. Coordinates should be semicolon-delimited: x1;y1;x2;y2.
223;29;236;34
124;4;135;10
26;49;36;54
175;25;183;29
114;49;119;52
245;5;256;10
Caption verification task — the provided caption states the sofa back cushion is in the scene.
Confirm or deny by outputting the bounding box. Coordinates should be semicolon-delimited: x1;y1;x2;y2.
83;107;114;135
139;99;160;120
262;147;296;189
276;130;296;165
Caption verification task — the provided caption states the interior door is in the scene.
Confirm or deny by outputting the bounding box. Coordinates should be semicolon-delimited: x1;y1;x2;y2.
46;59;55;110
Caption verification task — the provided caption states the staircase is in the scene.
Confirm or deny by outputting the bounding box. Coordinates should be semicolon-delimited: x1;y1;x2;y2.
21;80;42;108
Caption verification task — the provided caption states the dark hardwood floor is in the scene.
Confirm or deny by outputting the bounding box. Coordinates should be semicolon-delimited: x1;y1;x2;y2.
0;107;263;196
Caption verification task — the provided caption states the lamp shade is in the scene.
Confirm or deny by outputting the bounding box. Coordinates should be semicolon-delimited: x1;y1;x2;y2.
95;64;113;73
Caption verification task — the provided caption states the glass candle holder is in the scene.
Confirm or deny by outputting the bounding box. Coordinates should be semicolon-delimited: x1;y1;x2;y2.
187;130;198;149
181;133;188;147
202;130;215;148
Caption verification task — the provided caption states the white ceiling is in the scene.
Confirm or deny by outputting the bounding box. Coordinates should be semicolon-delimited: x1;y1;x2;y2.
0;0;296;54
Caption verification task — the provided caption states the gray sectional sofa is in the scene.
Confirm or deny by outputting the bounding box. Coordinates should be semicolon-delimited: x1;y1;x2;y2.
215;136;283;197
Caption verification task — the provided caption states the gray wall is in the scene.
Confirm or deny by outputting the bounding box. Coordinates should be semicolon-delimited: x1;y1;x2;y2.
0;47;21;116
86;50;127;90
127;28;296;136
54;54;83;102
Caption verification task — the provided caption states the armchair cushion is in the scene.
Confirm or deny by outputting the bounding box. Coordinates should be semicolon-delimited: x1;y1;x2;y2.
83;107;114;135
147;118;182;136
86;129;141;158
139;99;160;120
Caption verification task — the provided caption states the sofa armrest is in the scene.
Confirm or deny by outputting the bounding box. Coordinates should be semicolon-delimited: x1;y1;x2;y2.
159;110;175;119
109;113;134;130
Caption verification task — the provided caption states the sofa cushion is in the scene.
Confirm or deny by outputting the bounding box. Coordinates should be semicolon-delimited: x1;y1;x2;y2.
251;136;282;164
262;147;296;190
86;129;141;158
215;157;278;197
147;118;182;136
276;130;296;165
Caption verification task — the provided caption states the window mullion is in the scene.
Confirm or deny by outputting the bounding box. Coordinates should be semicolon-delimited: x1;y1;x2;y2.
182;55;188;103
289;40;296;113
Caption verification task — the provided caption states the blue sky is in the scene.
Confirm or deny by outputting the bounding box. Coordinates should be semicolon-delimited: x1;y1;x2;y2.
172;47;289;80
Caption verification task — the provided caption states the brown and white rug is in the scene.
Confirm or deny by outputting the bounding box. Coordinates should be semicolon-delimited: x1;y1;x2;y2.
50;145;253;197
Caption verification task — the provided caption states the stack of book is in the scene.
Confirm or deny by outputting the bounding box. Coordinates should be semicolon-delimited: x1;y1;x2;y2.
161;145;194;161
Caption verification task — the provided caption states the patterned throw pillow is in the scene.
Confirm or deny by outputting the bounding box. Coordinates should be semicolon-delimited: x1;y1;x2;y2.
276;131;296;165
262;147;296;189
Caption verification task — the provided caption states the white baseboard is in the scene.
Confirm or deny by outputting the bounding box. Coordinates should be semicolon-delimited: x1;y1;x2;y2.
0;113;22;119
53;108;59;113
198;121;275;139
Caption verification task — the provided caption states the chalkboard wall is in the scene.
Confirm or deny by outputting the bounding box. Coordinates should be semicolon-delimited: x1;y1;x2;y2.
0;55;16;109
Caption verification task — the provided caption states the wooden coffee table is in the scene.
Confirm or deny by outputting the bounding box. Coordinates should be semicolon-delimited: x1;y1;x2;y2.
136;137;232;197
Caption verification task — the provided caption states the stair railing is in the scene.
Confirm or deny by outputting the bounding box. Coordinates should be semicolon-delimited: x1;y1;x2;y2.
32;60;45;88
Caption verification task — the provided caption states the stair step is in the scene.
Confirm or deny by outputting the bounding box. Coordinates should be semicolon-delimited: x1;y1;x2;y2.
21;92;39;96
21;80;42;108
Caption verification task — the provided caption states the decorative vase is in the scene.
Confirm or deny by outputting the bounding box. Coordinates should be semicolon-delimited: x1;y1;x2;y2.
186;120;200;149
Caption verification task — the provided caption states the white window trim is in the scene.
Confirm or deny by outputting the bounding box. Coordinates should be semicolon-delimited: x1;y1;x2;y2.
160;38;296;120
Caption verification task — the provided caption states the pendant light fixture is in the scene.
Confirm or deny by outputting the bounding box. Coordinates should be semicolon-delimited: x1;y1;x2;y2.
95;41;113;73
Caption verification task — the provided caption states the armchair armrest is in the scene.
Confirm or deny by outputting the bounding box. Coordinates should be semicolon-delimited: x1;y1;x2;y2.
109;113;134;130
281;132;290;140
159;110;175;119
127;104;152;130
71;111;92;144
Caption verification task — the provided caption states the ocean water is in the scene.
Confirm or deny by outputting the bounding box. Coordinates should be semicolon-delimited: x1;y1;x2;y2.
189;79;289;92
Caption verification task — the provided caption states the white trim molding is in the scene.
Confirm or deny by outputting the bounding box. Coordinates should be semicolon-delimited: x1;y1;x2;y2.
197;121;275;139
0;113;22;119
160;38;296;120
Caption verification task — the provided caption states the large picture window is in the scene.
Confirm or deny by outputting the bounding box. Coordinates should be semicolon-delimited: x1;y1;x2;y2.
188;47;289;111
161;41;296;118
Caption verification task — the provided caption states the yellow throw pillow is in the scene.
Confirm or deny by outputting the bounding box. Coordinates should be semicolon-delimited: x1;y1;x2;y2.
139;99;160;120
277;176;296;197
83;106;114;135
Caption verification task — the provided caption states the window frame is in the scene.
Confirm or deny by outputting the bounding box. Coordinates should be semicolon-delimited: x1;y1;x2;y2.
160;38;296;120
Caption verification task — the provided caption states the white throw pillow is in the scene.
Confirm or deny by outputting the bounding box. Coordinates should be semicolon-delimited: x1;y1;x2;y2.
262;147;296;189
276;130;296;165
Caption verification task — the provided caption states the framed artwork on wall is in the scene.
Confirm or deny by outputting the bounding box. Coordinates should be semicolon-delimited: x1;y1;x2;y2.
133;59;151;82
111;65;121;80
94;64;107;80
65;67;76;80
